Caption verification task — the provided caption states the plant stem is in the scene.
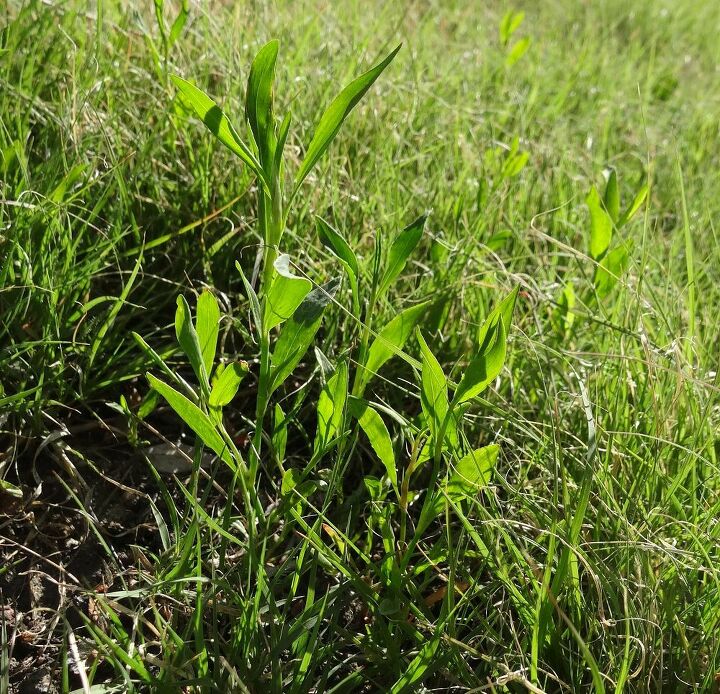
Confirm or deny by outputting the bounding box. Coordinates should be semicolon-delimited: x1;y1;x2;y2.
351;287;377;398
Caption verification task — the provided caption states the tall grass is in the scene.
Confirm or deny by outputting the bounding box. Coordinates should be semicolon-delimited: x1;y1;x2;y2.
1;0;719;691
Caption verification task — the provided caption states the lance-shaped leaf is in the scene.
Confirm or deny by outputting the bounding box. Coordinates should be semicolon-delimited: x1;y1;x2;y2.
554;281;576;336
477;285;519;347
360;301;430;390
245;40;279;164
314;362;348;453
273;404;288;464
316;216;359;315
269;279;339;394
604;169;620;222
171;75;268;190
502;149;529;177
349;396;397;492
273;110;292;175
315;216;359;278
377;214;426;296
196;291;220;376
452;319;506;406
294;44;401;190
500;9;525;44
594;240;633;298
175;295;209;393
235;260;262;332
586;186;613;260
265;255;312;331
132;331;197;401
448;444;499;496
209;361;248;409
506;37;531;67
416;330;449;445
168;0;189;47
147;374;237;469
419;445;499;532
618;183;648;227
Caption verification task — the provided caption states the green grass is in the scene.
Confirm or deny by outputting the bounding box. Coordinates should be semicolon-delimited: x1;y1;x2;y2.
2;0;720;691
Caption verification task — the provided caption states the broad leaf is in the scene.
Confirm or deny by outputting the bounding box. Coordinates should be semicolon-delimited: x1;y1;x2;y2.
448;444;499;495
595;241;633;298
269;279;339;394
265;255;312;331
314;362;348;453
294;44;401;190
171;75;267;189
196;291;220;376
147;374;235;468
175;295;209;392
281;468;300;496
209;361;248;408
453;319;506;406
361;301;430;390
586;186;613;260
377;214;426;296
245;40;279;164
349;397;397;492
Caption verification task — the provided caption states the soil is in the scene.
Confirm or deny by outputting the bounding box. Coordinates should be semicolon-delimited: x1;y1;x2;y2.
1;430;165;693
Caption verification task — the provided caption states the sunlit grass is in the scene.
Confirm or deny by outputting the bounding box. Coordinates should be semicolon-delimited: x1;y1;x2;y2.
1;0;719;691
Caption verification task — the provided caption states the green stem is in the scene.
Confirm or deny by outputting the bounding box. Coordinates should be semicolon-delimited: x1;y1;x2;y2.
351;288;377;398
398;434;426;558
400;411;453;571
249;178;283;488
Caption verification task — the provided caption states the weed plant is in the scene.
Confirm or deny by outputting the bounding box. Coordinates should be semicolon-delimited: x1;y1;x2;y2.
1;1;719;692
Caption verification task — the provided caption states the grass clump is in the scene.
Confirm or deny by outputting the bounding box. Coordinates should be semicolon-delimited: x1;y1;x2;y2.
1;1;720;692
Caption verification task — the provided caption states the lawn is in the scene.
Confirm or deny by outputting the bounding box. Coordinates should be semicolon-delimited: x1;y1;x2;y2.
1;0;719;691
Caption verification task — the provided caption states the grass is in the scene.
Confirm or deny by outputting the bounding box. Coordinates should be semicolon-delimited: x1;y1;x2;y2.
1;0;720;691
